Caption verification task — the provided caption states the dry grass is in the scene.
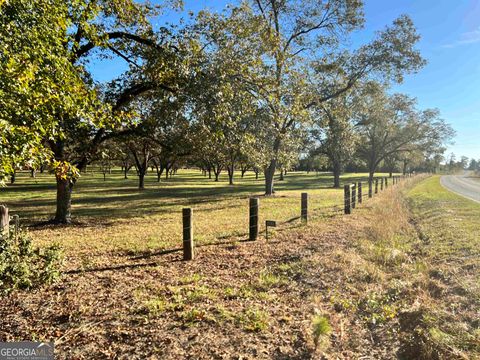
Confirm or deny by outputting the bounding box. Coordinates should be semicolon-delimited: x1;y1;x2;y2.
1;173;477;359
402;176;480;359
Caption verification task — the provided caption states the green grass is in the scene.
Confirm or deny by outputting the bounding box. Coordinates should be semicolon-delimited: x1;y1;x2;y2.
405;176;480;358
0;169;393;256
408;176;480;264
312;315;332;349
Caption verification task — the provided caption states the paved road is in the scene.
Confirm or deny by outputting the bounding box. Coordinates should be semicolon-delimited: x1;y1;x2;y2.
441;174;480;203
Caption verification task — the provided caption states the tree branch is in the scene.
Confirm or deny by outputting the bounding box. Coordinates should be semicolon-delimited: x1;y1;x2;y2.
72;31;173;62
107;45;141;68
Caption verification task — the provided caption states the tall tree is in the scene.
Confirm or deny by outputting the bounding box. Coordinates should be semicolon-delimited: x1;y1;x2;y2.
202;1;425;194
356;85;455;180
0;0;98;183
312;89;360;188
1;0;187;222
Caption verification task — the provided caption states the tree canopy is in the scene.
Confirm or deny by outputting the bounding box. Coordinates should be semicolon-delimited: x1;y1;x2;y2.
0;0;455;222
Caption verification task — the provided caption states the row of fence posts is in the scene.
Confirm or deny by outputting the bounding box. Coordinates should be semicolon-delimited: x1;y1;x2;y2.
1;173;412;262
182;173;415;261
181;191;309;261
344;174;408;215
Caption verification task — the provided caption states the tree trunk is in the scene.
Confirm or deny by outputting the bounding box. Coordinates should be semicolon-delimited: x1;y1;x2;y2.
333;161;341;188
157;166;165;182
213;164;221;182
54;177;74;224
255;169;259;180
264;136;281;195
227;164;234;185
138;170;146;189
367;155;377;182
124;166;129;179
333;172;340;188
10;171;15;184
264;159;276;195
30;169;36;178
240;165;248;178
279;169;284;181
208;167;212;179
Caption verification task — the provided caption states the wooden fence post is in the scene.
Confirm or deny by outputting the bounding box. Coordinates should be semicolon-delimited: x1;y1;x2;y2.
344;185;351;215
0;205;9;238
249;198;259;241
351;183;357;209
368;180;373;198
380;178;384;191
385;177;388;188
182;208;194;261
375;179;379;194
358;182;363;204
301;193;308;223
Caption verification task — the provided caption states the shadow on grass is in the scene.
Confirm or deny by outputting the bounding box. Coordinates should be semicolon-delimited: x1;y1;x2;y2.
65;257;183;274
2;171;388;224
66;236;259;274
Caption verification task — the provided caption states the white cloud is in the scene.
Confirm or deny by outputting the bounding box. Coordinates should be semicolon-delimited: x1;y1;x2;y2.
442;27;480;48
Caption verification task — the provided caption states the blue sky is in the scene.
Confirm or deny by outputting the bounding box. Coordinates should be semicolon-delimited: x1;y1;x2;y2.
90;0;480;160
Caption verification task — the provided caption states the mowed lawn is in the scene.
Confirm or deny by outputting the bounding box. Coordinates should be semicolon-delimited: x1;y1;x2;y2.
405;176;480;356
0;169;391;260
408;176;480;291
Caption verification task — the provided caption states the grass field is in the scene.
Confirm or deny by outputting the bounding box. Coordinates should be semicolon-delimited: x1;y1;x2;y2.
2;172;478;359
404;176;480;358
0;169;389;258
